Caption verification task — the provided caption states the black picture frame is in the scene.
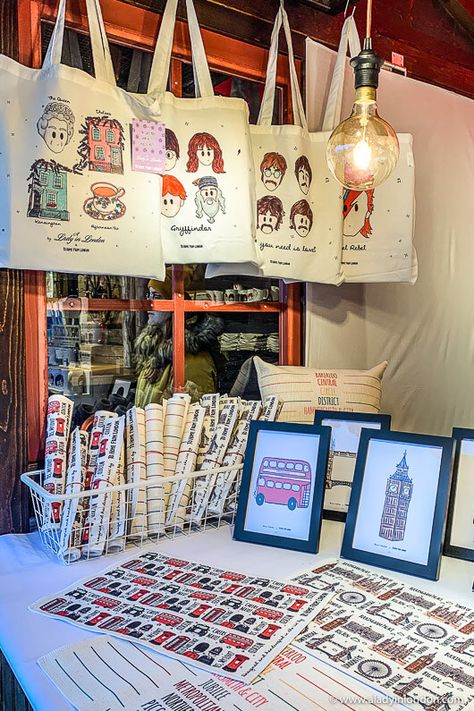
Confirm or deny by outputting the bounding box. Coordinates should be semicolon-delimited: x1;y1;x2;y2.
444;427;474;562
314;410;391;522
233;421;331;553
341;429;455;581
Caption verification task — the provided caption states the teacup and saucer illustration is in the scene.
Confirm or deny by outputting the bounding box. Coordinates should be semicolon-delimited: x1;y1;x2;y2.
84;182;126;220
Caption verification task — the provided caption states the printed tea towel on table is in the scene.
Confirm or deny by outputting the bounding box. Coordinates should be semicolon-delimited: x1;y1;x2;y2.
139;0;259;267
0;0;165;278
311;15;417;283
207;3;344;284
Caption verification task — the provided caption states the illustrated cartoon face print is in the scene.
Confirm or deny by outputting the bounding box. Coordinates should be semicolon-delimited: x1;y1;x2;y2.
256;196;284;234
260;152;287;191
165;128;180;172
290;199;313;238
194;177;226;224
295;156;312;195
161;175;186;218
187;133;225;173
37;102;75;153
343;189;374;238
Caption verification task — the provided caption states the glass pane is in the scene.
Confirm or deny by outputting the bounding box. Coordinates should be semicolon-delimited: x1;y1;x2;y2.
46;300;174;418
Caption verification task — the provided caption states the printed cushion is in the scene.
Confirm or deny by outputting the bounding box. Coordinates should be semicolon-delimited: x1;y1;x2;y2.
254;357;388;423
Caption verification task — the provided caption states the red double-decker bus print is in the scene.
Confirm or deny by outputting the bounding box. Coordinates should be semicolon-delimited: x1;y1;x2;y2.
255;458;312;511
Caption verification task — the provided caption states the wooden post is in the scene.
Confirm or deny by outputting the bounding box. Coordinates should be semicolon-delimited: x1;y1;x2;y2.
0;1;29;534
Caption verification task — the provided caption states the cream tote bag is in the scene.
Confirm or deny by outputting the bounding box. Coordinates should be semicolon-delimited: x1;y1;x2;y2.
142;0;259;266
321;16;417;283
207;3;343;283
0;0;165;278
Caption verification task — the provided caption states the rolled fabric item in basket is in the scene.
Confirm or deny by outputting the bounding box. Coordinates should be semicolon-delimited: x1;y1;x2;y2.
107;442;126;554
224;396;282;514
81;410;114;546
165;403;206;529
190;398;240;526
144;403;164;535
43;394;74;528
58;428;89;563
207;400;262;516
260;395;281;422
86;414;124;557
162;394;190;507
126;407;147;539
196;393;219;468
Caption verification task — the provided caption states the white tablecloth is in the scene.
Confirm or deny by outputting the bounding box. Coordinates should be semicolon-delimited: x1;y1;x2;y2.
0;521;472;711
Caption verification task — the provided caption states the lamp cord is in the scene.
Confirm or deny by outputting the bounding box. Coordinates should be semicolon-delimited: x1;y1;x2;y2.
366;0;373;39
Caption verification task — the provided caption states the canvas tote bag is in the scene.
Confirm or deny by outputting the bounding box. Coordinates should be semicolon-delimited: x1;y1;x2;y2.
321;16;417;283
141;0;259;266
207;3;344;284
0;0;165;278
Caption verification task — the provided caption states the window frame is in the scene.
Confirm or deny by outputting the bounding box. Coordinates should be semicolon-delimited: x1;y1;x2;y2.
20;0;303;465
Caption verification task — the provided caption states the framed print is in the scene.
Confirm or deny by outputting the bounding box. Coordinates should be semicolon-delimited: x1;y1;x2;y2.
341;430;455;580
444;427;474;561
234;421;331;553
314;410;391;521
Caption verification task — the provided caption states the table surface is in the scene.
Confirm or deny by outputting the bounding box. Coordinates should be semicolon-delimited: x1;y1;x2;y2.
0;520;472;711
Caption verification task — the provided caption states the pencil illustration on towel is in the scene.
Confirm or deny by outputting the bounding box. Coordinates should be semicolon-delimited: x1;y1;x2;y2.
254;457;312;511
193;176;225;223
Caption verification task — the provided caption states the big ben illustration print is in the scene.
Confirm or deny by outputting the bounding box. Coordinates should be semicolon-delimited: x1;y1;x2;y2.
379;451;413;541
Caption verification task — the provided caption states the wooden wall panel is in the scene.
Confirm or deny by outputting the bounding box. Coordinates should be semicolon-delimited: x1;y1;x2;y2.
121;0;474;98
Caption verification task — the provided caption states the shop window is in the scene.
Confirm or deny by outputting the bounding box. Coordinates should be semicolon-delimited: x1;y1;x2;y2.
52;173;63;189
39;170;48;185
46;191;57;207
23;3;303;463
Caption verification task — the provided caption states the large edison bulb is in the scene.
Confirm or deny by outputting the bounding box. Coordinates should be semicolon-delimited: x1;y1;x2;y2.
326;87;399;190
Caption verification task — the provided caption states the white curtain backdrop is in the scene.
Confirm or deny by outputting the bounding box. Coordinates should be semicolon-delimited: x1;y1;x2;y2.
305;38;474;435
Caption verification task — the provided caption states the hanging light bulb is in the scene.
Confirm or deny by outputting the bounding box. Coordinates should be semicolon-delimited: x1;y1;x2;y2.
327;2;399;190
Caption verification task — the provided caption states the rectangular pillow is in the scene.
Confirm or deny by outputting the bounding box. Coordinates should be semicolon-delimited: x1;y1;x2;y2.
254;357;388;423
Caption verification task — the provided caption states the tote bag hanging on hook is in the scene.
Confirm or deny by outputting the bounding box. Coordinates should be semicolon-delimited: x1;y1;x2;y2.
207;3;343;284
141;0;259;266
0;0;165;278
319;15;417;283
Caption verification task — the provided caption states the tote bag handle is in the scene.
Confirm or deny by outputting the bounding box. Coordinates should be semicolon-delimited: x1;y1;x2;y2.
147;0;213;98
258;3;307;129
322;15;361;131
43;0;116;86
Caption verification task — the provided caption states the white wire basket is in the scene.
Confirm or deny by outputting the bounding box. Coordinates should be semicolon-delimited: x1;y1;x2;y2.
21;464;243;565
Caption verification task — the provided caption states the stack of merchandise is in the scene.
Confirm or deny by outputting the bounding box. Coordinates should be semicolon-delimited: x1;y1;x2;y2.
41;392;281;562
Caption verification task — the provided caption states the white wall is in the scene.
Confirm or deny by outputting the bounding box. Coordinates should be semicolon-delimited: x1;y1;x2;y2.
305;39;474;435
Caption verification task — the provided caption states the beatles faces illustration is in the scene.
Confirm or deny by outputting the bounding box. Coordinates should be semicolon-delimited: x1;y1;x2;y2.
187;133;225;173
165;129;180;172
343;189;374;238
256;196;284;234
161;175;187;218
290;199;313;238
260;152;287;191
37;102;75;154
194;176;226;223
295;155;312;195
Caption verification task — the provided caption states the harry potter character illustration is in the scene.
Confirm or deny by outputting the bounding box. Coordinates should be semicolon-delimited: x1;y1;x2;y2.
193;176;225;223
295;155;312;195
37;102;75;154
379;451;413;542
76;116;125;174
161;175;186;218
165;128;180;171
256;195;284;234
260;152;287;191
343;189;375;238
186;132;225;173
27;159;70;221
290;199;313;237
